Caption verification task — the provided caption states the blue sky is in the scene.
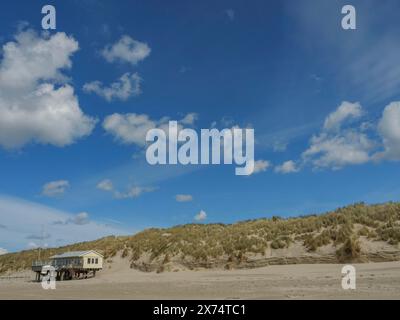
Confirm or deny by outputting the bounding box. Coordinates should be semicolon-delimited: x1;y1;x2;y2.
1;0;400;253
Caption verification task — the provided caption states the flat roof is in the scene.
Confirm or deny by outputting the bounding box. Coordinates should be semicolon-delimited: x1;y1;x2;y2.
50;250;103;259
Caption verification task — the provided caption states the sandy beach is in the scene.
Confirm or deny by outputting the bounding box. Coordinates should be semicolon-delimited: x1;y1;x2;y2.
1;259;400;300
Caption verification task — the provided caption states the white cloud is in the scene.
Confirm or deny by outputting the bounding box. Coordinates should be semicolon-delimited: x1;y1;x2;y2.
253;160;271;174
114;186;156;199
303;131;373;169
0;30;96;149
83;72;142;102
269;101;400;171
302;102;374;170
0;248;8;255
0;195;129;252
275;160;299;174
241;159;271;176
175;194;193;202
42;180;70;197
103;113;194;147
194;210;207;222
102;35;151;65
375;102;400;160
97;179;114;191
96;178;155;199
103;113;158;147
323;102;363;131
0;30;77;90
180;113;198;125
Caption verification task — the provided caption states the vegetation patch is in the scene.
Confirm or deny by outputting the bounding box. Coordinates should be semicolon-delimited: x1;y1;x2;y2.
1;202;400;274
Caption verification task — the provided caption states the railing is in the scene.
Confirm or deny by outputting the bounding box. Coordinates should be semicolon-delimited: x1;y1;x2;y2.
32;261;84;268
32;260;52;267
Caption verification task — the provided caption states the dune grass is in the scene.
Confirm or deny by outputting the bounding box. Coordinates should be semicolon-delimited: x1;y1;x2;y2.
1;202;400;274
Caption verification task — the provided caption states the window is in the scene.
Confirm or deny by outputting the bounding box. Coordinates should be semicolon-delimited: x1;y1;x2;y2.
92;258;95;264
87;258;91;264
95;258;98;264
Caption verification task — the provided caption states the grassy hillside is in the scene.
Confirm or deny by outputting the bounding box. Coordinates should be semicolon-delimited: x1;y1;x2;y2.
1;202;400;274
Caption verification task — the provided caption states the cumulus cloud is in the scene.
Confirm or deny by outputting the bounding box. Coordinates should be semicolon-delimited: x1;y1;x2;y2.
103;113;159;146
0;248;8;255
0;30;96;149
323;102;363;131
103;113;195;147
180;113;198;125
101;35;151;65
97;179;114;191
375;102;400;160
267;101;400;172
275;160;299;174
194;210;207;222
175;194;193;202
302;131;374;169
253;160;271;174
0;30;77;90
42;180;70;197
83;72;142;102
241;159;271;176
302;102;374;170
